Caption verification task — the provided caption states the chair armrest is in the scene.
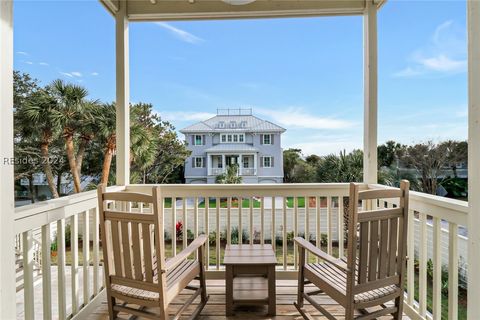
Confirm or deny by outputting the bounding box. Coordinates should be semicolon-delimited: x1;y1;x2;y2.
294;237;348;272
165;234;208;272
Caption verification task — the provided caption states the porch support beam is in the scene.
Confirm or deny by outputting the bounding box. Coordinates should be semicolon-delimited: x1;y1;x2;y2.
0;1;16;318
115;0;130;185
362;0;378;184
467;1;480;319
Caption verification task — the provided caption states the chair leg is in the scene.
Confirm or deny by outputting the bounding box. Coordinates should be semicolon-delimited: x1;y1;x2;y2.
393;296;404;319
107;296;118;320
297;247;306;308
198;245;208;303
345;305;355;320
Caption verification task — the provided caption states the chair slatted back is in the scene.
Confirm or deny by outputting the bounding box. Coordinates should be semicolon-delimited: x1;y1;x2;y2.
346;181;409;296
98;185;166;293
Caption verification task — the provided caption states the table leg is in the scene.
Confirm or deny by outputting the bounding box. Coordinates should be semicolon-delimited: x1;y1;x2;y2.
226;265;234;316
267;265;276;316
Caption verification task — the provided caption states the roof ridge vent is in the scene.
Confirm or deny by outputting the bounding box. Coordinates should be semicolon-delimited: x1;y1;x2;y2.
217;108;252;116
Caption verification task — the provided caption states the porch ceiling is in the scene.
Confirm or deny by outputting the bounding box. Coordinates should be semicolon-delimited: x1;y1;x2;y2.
100;0;386;21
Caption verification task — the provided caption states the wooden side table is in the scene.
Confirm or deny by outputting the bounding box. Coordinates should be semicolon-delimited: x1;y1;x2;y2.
223;244;277;316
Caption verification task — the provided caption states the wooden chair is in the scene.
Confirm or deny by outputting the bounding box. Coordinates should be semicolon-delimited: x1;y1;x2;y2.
97;185;209;320
294;180;410;320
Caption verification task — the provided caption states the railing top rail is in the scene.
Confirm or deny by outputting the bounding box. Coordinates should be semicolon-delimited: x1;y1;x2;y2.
14;185;125;234
369;183;468;225
127;183;355;198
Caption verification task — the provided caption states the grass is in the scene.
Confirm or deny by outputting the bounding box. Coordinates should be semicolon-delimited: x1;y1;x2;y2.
163;196;311;209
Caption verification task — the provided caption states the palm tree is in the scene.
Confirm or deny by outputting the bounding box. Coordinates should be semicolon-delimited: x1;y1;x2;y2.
216;164;242;184
76;100;100;177
95;103;117;185
49;79;88;193
19;89;60;198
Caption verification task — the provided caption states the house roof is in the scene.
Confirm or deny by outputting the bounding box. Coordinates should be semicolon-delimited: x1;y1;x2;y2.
180;114;286;134
205;144;259;153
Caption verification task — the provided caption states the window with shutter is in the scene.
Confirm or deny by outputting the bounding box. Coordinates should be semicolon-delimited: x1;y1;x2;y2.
263;134;271;145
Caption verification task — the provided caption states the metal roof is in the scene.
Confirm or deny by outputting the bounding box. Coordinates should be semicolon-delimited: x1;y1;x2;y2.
180;114;286;133
205;144;259;153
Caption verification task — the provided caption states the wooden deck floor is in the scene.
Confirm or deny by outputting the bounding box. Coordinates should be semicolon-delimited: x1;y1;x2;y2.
90;280;410;319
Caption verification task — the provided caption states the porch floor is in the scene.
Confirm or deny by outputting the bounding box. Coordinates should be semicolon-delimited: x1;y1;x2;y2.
90;280;410;319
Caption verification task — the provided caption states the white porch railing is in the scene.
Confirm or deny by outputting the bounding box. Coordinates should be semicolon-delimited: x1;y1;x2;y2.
13;183;468;320
210;168;225;175
240;167;256;176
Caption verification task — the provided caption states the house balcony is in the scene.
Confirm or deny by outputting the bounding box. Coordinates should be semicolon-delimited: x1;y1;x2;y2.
13;183;467;319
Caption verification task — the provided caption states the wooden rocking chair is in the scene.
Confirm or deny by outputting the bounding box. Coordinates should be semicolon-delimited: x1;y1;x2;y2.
97;185;209;320
294;180;409;320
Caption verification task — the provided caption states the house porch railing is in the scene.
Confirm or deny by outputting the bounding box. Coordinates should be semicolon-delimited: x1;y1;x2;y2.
13;183;467;320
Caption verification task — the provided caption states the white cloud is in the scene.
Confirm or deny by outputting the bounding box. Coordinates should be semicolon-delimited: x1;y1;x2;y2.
17;51;28;56
91;72;99;76
155;22;204;44
288;139;361;156
59;72;73;78
23;61;33;65
39;62;49;66
71;71;82;77
393;20;466;78
256;107;354;130
159;111;216;122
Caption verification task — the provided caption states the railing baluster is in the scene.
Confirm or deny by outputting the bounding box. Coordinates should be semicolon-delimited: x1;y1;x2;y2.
93;207;100;295
205;197;210;269
407;209;415;306
293;196;298;270
250;197;254;244
418;213;427;316
260;196;265;245
183;198;188;250
283;196;287;270
305;196;310;263
239;197;243;244
71;215;79;315
42;223;52;320
172;197;176;257
57;219;67;319
216;197;220;270
327;196;332;255
194;197;199;259
22;230;34;320
316;196;321;263
449;223;459;320
338;196;344;258
272;197;276;251
432;217;442;320
227;197;231;245
83;210;90;305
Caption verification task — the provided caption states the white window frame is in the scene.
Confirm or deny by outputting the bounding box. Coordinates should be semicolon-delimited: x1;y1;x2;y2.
243;157;249;168
263;156;272;168
221;133;245;144
194;157;204;168
263;134;272;145
194;135;203;146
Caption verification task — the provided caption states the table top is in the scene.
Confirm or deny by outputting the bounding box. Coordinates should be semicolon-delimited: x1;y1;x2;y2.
223;244;277;265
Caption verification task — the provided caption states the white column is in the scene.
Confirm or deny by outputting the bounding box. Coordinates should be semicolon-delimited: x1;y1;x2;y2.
222;154;226;173
0;1;16;318
115;0;130;185
207;155;210;176
254;153;257;175
239;154;243;176
363;0;378;184
468;1;480;319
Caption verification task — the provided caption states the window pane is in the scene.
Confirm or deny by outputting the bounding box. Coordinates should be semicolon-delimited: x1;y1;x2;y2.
221;135;226;142
239;135;244;142
195;135;202;145
228;135;232;142
263;134;271;144
233;135;238;142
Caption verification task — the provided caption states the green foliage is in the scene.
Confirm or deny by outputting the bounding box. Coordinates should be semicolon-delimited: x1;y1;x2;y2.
227;227;249;244
215;164;242;184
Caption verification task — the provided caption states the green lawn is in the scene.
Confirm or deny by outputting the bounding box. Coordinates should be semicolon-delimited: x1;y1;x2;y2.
163;196;311;209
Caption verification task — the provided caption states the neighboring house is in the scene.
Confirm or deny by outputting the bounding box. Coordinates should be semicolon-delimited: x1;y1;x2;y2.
180;109;286;184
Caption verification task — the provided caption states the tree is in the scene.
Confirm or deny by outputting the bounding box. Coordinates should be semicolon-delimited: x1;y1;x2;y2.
49;79;89;193
401;141;450;195
316;149;363;183
378;140;406;168
441;140;467;178
19;89;61;198
94;102;117;185
216;164;242;184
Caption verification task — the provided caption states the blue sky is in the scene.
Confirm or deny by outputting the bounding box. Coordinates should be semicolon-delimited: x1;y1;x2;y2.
13;0;467;155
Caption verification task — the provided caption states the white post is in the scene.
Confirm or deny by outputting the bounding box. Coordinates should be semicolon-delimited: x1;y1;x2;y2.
222;154;226;173
363;0;378;184
467;1;480;319
239;154;243;176
254;153;257;175
115;0;130;185
0;1;16;319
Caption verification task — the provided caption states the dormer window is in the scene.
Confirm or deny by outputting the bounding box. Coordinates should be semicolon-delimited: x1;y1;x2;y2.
218;121;225;128
229;121;236;129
